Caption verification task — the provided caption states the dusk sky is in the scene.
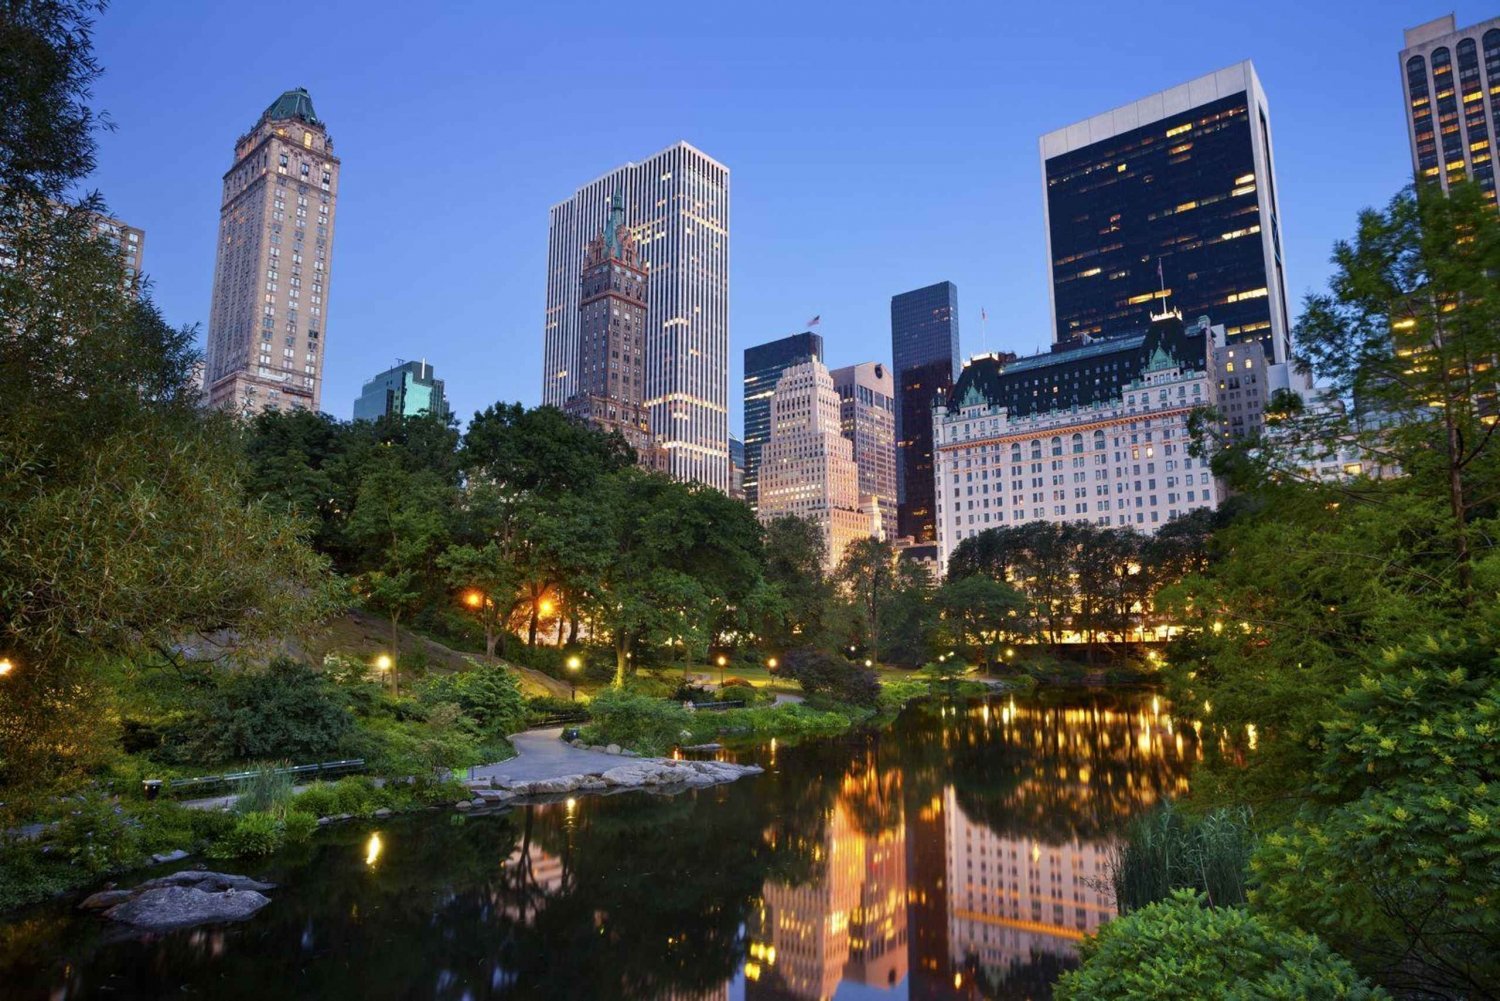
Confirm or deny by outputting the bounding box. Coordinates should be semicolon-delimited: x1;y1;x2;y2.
87;0;1436;433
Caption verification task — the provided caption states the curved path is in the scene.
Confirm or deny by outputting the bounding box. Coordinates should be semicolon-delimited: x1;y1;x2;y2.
469;728;635;785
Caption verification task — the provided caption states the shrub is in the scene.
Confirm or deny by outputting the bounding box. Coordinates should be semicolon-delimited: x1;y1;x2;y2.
280;810;319;844
52;791;143;876
419;660;527;739
208;810;284;859
718;683;757;704
291;781;340;818
193;658;353;763
580;687;693;755
623;675;678;699
527;694;585;722
1054;891;1387;1000
1111;801;1255;913
780;648;881;707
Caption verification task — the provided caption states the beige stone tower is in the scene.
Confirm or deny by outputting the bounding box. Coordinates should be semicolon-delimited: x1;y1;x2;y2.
758;359;878;569
205;88;339;415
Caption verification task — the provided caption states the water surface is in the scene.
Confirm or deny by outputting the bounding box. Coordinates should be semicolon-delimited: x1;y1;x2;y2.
0;690;1195;1000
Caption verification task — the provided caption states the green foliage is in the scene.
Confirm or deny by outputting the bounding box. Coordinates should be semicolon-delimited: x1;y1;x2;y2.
234;763;295;817
207;810;284;859
280;810;319;844
1250;635;1500;997
52;791;140;876
419;660;527;739
780;648;881;708
193;659;354;764
1110;801;1255;913
580;687;693;756
1054;891;1388;1000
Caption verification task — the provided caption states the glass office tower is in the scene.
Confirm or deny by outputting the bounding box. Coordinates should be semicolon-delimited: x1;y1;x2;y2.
890;281;960;544
1399;13;1500;202
743;331;823;513
1041;61;1290;364
353;360;449;421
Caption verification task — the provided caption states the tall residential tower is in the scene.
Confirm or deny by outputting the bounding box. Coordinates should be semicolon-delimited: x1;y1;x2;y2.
891;281;961;546
743;331;823;512
205;88;339;415
830;362;897;536
1041;61;1290;364
543;142;730;490
1400;13;1500;202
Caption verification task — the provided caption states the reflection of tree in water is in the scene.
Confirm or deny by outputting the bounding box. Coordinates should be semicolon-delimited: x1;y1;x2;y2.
942;692;1196;844
959;948;1078;1000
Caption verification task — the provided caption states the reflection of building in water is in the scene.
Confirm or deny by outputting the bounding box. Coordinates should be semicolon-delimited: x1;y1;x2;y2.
747;764;910;1000
747;801;863;1000
658;987;729;1001
943;787;1115;983
906;789;951;1001
496;841;566;924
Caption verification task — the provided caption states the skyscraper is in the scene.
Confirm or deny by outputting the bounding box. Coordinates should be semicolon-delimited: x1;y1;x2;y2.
1400;13;1500;202
85;213;144;294
1040;61;1290;364
758;359;877;569
543;142;729;490
562;191;662;468
205;88;340;416
891;282;960;545
353;360;449;422
743;331;823;512
830;362;897;536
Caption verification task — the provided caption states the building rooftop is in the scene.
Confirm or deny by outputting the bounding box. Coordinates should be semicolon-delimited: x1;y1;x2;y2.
261;87;319;126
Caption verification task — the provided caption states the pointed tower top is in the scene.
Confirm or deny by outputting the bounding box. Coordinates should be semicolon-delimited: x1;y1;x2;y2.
261;87;319;126
603;189;626;258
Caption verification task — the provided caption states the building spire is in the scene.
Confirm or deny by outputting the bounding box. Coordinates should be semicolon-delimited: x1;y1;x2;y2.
604;188;625;258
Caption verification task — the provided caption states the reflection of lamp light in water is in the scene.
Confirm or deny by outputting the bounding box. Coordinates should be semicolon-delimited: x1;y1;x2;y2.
365;832;382;867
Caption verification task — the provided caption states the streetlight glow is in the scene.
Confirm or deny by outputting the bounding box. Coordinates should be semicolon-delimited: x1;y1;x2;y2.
767;657;778;670
567;655;581;671
375;654;392;671
463;590;483;608
539;598;555;617
0;657;12;677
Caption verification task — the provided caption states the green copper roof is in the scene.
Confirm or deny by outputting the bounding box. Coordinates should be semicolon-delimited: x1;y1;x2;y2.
603;189;626;257
261;88;319;125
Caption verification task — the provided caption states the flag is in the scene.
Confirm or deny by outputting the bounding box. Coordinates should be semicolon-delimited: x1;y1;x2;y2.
1157;258;1164;287
981;307;988;322
806;315;821;328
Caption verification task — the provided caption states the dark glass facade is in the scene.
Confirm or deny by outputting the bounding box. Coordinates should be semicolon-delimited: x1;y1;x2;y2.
742;331;822;513
1401;19;1500;204
1044;91;1286;361
891;282;960;543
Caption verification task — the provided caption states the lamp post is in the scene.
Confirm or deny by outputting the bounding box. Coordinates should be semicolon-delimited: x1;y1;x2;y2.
375;653;395;695
566;655;581;701
716;654;727;688
0;657;12;677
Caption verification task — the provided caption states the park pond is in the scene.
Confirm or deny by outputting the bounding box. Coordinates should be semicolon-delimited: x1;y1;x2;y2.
0;689;1196;1000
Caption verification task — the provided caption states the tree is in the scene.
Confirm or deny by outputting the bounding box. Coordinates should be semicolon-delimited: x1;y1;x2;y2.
1280;181;1500;604
935;575;1029;670
0;1;337;800
1054;891;1388;1000
761;515;832;648
779;647;880;707
833;538;903;664
1250;635;1500;998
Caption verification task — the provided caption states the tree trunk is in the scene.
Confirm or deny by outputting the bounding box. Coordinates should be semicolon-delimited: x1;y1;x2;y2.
614;634;629;687
389;613;400;695
528;605;539;647
567;610;579;645
1446;413;1473;604
485;625;498;658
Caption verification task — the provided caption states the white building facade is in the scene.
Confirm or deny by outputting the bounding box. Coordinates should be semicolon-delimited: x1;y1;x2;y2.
542;142;730;490
830;362;898;537
759;360;878;569
934;313;1242;572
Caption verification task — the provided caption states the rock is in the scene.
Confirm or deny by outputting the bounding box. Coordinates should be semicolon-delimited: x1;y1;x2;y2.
317;817;332;826
622;750;640;757
474;788;514;803
454;800;473;811
372;808;392;819
605;744;622;755
150;849;190;864
105;885;271;932
134;871;274;893
470;798;487;808
79;889;133;911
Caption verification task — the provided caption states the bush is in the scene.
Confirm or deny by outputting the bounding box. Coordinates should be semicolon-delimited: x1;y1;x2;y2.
623;675;678;699
718;683;759;704
419;660;527;739
527;694;585;721
208;810;284;859
580;687;693;756
52;791;143;876
1054;891;1387;1000
1111;801;1255;913
780;648;881;707
280;810;319;844
193;658;353;763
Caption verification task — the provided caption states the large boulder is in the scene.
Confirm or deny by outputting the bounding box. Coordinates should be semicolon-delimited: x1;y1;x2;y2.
103;884;271;932
133;870;275;893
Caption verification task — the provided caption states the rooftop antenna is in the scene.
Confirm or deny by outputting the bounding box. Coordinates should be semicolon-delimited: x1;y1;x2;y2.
981;306;989;355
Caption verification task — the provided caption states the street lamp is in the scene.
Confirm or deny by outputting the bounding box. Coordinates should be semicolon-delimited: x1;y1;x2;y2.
540;598;555;617
0;657;12;677
716;654;727;687
566;655;581;701
463;590;483;609
375;653;395;694
767;656;778;672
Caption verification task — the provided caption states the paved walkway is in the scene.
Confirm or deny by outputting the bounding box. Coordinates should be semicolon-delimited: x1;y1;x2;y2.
469;728;636;785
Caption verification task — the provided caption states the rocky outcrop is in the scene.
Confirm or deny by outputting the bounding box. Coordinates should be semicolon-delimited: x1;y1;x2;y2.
82;870;275;932
486;758;761;799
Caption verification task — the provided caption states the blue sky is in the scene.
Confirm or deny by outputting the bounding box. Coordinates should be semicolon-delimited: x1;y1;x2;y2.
88;0;1437;434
